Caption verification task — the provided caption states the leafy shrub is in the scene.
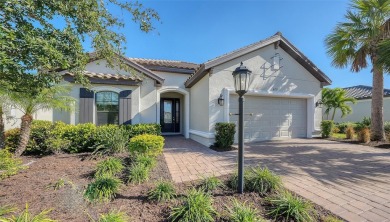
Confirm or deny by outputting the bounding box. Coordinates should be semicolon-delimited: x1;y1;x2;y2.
321;120;334;138
93;125;128;155
0;150;27;180
384;121;390;134
246;166;281;196
332;127;340;134
45;137;71;154
25;120;54;155
354;117;371;132
95;158;124;178
214;122;236;148
228;169;252;191
226;199;263;222
4;128;20;153
53;122;97;153
266;190;313;222
128;163;150;184
134;154;156;170
199;176;224;192
128;134;164;157
335;122;354;134
0;205;16;217
84;176;122;203
97;210;130;222
169;188;217;222
345;125;355;139
0;204;56;222
122;123;161;139
47;178;75;190
148;180;176;202
358;127;370;143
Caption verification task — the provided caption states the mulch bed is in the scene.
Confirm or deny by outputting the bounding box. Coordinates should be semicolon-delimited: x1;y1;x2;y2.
209;145;237;152
0;153;341;221
326;137;390;149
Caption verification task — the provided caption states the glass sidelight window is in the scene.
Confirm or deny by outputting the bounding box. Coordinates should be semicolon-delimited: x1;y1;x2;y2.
95;91;119;125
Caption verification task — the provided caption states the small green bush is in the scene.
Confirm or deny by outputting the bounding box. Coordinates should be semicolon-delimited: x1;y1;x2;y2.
128;163;150;184
128;134;164;157
0;204;56;222
95;158;124;178
246;166;282;196
354;117;371;132
321;120;334;138
25;120;54;155
45;137;71;154
134;154;156;170
335;122;355;134
169;188;217;222
93;125;128;155
214;122;236;148
266;190;314;222
384;121;390;134
53;122;97;153
228;169;252;191
148;180;176;202
84;176;122;203
0;150;27;180
4;128;20;153
97;210;130;222
226;199;264;222
122;123;161;138
199;176;224;192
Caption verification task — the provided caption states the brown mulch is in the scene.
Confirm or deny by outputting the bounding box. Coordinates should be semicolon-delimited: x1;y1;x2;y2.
327;137;390;149
0;153;341;222
209;145;237;152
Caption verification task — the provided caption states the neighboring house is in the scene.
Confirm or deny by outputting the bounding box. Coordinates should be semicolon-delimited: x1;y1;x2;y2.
4;32;332;146
332;85;390;123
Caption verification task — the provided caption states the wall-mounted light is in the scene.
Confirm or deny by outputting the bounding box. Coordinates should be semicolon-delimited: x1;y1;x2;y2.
315;99;323;108
271;53;283;70
217;94;224;106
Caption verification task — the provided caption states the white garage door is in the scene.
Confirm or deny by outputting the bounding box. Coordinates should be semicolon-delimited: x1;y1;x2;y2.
229;95;307;142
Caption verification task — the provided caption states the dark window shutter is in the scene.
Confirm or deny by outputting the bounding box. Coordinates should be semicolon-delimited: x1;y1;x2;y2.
119;90;132;125
79;88;94;123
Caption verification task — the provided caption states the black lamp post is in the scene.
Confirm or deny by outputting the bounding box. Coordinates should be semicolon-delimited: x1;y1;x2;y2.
232;62;252;194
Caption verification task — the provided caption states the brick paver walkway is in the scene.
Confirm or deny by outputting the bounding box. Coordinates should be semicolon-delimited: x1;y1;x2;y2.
163;136;390;222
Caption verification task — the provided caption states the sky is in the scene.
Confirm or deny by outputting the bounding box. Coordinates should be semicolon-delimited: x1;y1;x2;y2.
107;0;390;89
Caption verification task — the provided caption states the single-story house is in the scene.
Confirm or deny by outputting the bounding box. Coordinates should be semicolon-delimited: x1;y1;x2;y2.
5;32;331;146
332;85;390;123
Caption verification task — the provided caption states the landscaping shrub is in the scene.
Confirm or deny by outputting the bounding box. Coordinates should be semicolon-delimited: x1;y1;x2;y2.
246;166;282;196
169;188;217;222
25;120;54;155
0;205;16;217
95;158;124;178
384;121;390;134
345;125;355;139
53;122;97;153
199;175;224;192
122;123;161;138
321;120;334;138
84;176;122;203
335;122;354;134
358;127;370;143
0;150;26;180
148;180;176;202
4;128;20;152
228;169;252;191
128;134;164;157
97;210;130;222
266;190;314;222
134;154;156;170
0;204;56;222
354;117;371;132
332;127;340;134
45;137;71;154
128;163;150;184
226;199;263;222
93;125;128;155
214;122;236;148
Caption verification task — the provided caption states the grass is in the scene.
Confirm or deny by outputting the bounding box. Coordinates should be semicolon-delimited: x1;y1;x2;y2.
331;133;346;139
228;169;252;191
0;150;27;180
226;199;264;222
46;178;75;190
0;204;56;222
134;154;156;170
0;205;16;217
84;176;122;203
148;180;176;202
97;210;130;222
322;215;344;222
199;175;224;192
266;190;314;222
95;158;124;178
127;163;150;185
169;188;217;222
246;166;282;196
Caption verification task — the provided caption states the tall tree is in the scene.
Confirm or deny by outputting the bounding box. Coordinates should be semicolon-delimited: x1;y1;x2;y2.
0;0;160;93
325;0;390;141
7;85;76;156
322;88;356;121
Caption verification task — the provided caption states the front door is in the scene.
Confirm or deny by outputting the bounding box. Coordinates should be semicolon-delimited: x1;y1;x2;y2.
160;98;180;133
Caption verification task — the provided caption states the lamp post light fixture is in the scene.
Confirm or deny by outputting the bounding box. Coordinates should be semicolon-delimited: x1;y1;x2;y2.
232;61;252;194
218;94;225;106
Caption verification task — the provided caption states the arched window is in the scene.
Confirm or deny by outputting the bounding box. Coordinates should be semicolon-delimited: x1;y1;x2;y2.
95;91;119;125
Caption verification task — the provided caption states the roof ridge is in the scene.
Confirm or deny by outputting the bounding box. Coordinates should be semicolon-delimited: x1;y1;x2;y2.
128;57;199;65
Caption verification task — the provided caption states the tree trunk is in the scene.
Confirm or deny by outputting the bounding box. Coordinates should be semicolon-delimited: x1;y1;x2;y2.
0;106;5;149
14;114;33;156
331;108;336;121
371;64;386;141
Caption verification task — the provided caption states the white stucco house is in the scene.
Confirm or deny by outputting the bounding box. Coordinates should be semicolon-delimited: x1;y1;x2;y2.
5;32;332;146
332;85;390;123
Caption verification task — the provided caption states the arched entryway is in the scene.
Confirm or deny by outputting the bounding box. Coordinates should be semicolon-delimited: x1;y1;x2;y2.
157;87;189;138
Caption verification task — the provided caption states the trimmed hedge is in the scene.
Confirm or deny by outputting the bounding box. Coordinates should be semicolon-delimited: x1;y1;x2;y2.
321;120;334;138
122;123;161;138
128;134;164;157
214;122;236;148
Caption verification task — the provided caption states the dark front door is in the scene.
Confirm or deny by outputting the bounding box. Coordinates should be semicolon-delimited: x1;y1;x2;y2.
161;98;180;133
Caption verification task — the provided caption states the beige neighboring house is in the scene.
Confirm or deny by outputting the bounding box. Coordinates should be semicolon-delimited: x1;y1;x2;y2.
332;85;390;123
4;32;332;146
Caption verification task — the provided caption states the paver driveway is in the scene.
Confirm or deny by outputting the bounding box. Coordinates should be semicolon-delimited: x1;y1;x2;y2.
163;136;390;222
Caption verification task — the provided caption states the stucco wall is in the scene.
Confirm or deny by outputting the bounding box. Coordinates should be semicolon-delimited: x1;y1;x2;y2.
190;75;209;132
332;97;390;123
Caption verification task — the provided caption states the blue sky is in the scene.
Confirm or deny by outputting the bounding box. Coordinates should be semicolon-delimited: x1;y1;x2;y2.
113;0;390;88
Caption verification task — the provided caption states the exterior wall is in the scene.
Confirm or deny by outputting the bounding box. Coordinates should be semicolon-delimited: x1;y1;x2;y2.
332;97;390;123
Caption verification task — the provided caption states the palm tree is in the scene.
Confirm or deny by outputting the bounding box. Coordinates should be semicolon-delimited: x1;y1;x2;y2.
325;0;390;141
8;85;75;156
322;88;335;120
322;88;356;120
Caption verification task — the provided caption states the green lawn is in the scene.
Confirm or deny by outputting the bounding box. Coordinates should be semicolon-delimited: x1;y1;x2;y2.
332;133;346;139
